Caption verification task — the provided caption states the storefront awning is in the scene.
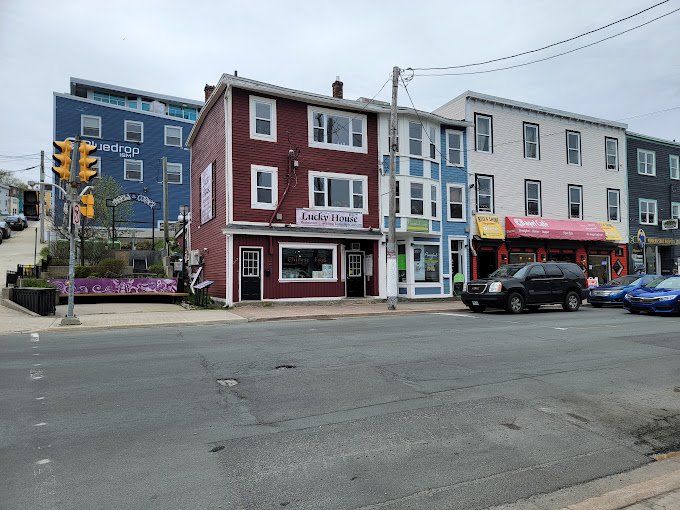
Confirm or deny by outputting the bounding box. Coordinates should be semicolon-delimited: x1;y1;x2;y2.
505;216;622;242
475;214;505;239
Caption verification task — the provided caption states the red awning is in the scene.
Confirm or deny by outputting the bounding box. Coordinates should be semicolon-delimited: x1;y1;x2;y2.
505;216;607;241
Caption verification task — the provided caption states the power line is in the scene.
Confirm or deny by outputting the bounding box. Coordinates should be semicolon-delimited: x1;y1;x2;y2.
408;0;669;71
413;7;680;77
617;105;680;121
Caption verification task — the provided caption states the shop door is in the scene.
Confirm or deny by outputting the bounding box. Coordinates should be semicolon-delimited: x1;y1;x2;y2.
477;250;497;279
450;240;465;295
346;252;364;297
588;255;610;284
240;249;262;301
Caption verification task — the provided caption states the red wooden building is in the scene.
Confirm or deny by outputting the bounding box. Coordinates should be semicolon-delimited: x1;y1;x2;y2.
187;75;384;305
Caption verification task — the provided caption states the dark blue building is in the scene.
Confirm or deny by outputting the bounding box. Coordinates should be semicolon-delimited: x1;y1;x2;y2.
53;77;202;231
627;132;680;275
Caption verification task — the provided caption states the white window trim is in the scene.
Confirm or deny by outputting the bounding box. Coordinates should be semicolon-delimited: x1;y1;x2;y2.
671;202;680;219
164;125;182;147
607;189;620;222
411;242;442;285
249;95;277;142
250;165;278;210
81;114;101;139
166;162;182;185
445;129;464;167
524;123;540;160
91;157;101;178
639;198;657;225
278;242;338;283
475;114;492;153
637;149;656;176
408;121;423;157
430;184;438;219
605;137;618;171
670;155;679;180
124;159;143;182
566;131;581;166
525;180;541;216
124;120;144;143
447;183;466;222
307;170;368;213
410;181;424;216
307;105;368;154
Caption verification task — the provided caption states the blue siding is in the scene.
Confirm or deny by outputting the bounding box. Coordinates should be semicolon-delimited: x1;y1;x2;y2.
398;287;408;295
384;216;402;229
54;95;193;228
382;155;401;174
432;221;440;232
440;128;470;283
431;162;440;180
414;286;441;295
409;158;424;177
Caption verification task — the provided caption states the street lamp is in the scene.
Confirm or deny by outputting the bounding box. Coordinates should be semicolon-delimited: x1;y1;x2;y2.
177;205;189;293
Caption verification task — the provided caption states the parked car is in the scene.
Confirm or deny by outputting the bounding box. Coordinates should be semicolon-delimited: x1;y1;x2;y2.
461;262;587;314
623;276;680;315
16;213;29;228
3;215;25;231
588;274;660;307
0;220;11;239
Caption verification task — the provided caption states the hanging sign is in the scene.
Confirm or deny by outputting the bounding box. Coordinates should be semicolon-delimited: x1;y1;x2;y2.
110;193;157;208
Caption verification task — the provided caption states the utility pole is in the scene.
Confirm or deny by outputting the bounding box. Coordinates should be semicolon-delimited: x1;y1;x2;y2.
162;156;169;249
61;137;81;326
386;66;400;310
39;150;45;243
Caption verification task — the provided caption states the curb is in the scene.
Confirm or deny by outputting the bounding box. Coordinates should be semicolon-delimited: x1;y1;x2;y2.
242;307;466;322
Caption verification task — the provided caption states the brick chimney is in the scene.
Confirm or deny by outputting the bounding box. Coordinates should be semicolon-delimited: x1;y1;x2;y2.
332;76;343;99
204;84;215;101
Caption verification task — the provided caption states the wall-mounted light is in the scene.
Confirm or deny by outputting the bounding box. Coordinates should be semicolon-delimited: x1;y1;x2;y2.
501;254;507;261
541;254;546;262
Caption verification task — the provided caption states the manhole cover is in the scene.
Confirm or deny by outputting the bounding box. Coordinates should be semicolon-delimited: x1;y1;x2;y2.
216;378;238;387
275;364;296;370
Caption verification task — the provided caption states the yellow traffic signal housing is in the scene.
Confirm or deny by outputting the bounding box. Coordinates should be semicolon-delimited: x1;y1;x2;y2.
52;140;72;181
78;141;98;183
80;193;95;219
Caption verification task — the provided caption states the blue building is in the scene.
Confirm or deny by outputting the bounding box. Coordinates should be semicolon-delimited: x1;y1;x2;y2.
378;108;470;298
53;77;202;230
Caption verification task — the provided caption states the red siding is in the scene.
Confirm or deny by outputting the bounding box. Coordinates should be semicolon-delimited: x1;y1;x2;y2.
190;96;226;298
230;88;380;227
233;235;380;301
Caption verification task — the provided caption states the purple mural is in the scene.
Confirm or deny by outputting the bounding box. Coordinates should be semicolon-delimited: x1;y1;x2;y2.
48;278;178;295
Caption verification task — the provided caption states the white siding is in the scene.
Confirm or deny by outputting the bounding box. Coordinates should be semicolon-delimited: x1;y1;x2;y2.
451;97;628;239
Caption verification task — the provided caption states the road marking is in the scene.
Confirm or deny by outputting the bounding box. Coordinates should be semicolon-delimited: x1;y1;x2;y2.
35;397;45;400
33;363;41;367
32;346;38;349
30;369;44;380
33;353;40;356
30;333;39;342
554;327;568;330
35;459;50;465
34;422;47;427
432;313;479;319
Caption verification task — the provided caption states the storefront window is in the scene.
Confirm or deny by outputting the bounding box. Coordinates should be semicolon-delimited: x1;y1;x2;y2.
281;247;335;280
413;244;439;282
508;252;536;264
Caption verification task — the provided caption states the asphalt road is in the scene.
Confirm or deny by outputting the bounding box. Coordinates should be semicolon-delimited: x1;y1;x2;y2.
2;306;680;509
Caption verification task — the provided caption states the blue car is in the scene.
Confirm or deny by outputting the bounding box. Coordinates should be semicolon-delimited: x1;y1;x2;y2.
623;275;680;314
588;275;660;307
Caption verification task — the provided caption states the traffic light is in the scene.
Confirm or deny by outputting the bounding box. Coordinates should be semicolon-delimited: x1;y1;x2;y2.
80;193;94;219
52;140;72;181
78;141;98;183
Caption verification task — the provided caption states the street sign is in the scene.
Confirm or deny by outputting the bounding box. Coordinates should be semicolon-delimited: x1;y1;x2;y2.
637;228;646;249
73;203;81;225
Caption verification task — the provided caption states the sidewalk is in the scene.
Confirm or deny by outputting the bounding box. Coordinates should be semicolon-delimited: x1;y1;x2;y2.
0;298;468;335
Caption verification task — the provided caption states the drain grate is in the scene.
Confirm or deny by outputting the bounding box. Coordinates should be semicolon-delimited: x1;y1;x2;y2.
275;364;296;370
216;378;238;387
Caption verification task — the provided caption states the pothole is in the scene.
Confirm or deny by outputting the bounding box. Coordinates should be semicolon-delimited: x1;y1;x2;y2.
216;378;238;387
209;445;225;453
275;364;296;370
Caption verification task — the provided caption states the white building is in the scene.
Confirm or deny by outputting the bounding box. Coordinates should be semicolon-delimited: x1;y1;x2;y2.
435;91;629;283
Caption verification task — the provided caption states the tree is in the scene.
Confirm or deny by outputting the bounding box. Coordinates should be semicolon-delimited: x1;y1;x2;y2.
91;176;132;238
0;170;29;190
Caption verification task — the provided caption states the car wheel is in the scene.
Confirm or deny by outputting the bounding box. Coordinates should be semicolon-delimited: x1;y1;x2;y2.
469;305;486;313
562;291;581;312
527;305;540;311
591;303;603;308
506;292;525;314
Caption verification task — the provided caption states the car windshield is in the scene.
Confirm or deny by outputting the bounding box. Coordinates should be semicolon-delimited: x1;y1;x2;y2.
608;276;641;286
644;277;680;290
5;216;18;221
490;265;526;278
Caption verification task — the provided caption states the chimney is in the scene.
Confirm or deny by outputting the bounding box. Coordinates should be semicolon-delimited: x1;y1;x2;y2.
332;76;343;99
204;84;215;101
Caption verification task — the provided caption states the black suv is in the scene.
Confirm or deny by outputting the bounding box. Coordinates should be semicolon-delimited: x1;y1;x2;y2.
461;262;587;314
